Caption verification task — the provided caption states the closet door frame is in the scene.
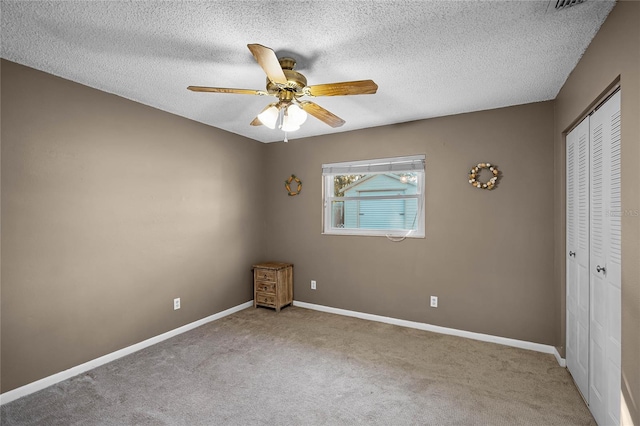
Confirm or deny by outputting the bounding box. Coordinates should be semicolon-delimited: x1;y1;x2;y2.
564;87;621;426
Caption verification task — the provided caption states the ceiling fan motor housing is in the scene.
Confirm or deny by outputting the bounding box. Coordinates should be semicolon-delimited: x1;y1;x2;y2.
266;58;307;95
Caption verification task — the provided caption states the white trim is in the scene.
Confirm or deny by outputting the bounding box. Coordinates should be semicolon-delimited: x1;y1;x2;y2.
293;301;564;363
0;301;253;406
554;347;567;367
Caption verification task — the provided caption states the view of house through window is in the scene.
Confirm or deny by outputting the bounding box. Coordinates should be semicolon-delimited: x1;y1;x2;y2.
323;155;425;237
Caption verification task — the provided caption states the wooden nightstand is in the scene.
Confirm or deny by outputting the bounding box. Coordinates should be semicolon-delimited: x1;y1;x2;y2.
253;262;293;312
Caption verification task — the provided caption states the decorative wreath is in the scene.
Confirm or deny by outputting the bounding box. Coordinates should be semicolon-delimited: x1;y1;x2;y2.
284;174;302;196
468;163;499;190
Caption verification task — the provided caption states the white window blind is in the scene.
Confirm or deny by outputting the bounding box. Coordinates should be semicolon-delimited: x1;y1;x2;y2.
322;155;425;175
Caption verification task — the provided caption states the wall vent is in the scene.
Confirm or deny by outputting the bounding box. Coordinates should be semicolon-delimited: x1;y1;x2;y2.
555;0;585;9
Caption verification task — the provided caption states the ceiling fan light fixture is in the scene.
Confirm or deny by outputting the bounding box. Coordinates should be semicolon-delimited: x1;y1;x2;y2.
287;103;307;126
257;104;279;129
280;123;300;132
280;116;300;132
280;103;307;132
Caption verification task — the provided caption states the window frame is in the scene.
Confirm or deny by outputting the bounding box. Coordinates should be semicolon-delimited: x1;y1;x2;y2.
322;155;426;238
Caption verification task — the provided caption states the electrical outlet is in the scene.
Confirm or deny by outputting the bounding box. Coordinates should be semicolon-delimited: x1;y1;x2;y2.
430;296;438;308
311;280;316;290
174;298;181;310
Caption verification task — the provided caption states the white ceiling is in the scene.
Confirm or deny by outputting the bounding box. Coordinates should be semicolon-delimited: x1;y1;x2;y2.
1;1;614;143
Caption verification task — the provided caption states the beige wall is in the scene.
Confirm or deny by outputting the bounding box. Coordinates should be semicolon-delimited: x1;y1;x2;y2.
554;2;640;424
264;101;557;345
0;60;266;392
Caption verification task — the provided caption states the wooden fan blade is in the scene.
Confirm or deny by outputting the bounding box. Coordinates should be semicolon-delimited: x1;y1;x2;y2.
247;44;287;85
299;101;345;128
306;80;378;97
187;86;268;96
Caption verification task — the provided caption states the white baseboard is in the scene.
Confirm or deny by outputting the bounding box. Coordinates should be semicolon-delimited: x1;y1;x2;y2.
0;301;254;406
293;301;566;365
554;348;567;367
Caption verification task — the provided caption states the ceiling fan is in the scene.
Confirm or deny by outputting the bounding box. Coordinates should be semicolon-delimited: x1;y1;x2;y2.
188;44;378;137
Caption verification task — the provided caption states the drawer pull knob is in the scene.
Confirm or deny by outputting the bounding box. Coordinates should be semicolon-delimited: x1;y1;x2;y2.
596;265;606;274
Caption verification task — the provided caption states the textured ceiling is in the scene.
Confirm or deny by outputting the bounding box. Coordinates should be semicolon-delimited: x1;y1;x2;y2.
1;1;614;143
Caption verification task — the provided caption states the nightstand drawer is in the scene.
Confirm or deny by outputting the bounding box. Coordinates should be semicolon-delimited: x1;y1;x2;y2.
255;269;276;282
255;281;276;294
255;292;276;306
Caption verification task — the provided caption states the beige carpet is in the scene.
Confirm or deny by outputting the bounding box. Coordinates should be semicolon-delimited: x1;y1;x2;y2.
1;306;595;425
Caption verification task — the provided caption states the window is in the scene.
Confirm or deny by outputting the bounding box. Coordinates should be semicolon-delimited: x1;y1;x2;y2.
322;155;425;238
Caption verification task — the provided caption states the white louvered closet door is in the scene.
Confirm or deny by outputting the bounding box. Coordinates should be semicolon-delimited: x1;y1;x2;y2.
566;117;591;401
589;90;621;426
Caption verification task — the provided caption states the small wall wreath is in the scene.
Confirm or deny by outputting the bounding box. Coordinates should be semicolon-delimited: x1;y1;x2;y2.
469;163;499;190
284;174;302;196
